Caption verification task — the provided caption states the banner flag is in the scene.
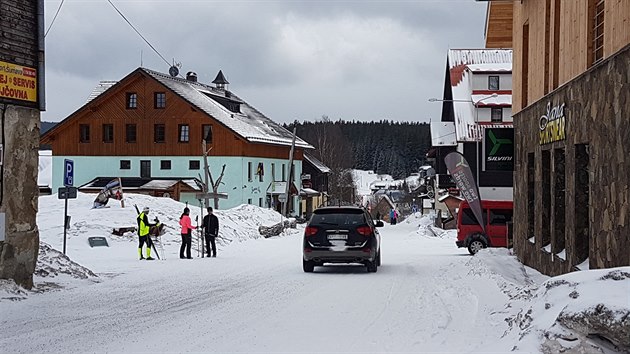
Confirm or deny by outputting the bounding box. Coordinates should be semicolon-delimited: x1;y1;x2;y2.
444;152;485;232
93;178;124;209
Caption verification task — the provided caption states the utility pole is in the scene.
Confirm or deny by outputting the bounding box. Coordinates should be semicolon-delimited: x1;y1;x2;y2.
282;123;297;216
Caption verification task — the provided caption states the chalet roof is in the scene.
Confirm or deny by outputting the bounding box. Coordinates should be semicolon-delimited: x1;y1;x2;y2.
444;49;513;142
304;151;330;173
141;68;313;149
212;70;229;85
79;177;202;190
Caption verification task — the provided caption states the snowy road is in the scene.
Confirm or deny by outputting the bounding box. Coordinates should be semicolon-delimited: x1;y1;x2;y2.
1;215;524;353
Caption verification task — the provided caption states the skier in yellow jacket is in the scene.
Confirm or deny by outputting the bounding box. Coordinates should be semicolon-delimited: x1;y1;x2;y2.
137;206;156;260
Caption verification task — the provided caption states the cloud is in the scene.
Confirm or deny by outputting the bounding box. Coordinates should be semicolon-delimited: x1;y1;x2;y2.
41;0;486;124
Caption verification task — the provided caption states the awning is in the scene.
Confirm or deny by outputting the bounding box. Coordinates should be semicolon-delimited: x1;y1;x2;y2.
266;181;299;195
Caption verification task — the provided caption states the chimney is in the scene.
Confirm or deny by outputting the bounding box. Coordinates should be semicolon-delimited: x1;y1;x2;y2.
186;71;197;82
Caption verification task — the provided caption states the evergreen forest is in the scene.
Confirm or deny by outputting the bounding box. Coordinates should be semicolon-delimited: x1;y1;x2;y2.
286;117;432;180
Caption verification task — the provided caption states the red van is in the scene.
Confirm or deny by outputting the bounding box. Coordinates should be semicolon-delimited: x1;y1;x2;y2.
455;200;513;255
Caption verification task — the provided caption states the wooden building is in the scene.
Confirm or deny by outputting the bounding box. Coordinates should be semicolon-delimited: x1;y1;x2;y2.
40;68;313;210
506;0;630;275
299;151;330;218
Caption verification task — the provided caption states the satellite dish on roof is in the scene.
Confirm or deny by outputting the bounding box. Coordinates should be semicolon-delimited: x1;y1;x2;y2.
169;66;179;77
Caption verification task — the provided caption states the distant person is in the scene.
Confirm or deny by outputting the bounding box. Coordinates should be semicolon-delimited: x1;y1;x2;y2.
376;211;381;220
389;208;397;225
137;207;156;260
202;207;219;257
179;207;196;259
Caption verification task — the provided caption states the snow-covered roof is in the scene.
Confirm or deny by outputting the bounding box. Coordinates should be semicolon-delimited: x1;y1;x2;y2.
466;63;512;72
141;68;313;149
304;151;330;173
86;81;117;103
471;94;512;106
430;121;457;146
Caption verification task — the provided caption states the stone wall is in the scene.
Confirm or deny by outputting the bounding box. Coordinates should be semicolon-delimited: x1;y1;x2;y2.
513;44;630;276
0;105;40;289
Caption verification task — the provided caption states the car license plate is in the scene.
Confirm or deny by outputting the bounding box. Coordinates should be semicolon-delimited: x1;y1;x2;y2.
327;234;348;240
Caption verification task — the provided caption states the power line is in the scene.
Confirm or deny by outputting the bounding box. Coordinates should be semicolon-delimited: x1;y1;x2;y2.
45;0;65;38
106;0;171;68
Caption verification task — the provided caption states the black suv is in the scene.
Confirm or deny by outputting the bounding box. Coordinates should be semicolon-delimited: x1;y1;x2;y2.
302;206;383;273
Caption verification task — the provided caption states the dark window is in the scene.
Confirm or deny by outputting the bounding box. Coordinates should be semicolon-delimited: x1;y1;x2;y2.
103;124;114;143
460;208;488;226
120;160;131;170
259;198;263;207
527;152;535;239
489;209;513;225
310;210;366;226
202;125;213;144
126;92;137;109
126;124;137;143
248;198;252;204
522;23;529;108
79;124;90;143
178;124;190;143
248;162;253;182
154;92;166;109
154;124;165;143
160;160;171;170
189;160;200;170
542;150;551;247
491;108;503;123
590;0;605;65
282;164;286;181
488;76;499;90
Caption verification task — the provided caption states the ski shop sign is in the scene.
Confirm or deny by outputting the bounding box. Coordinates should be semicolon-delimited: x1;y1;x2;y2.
484;128;513;171
539;102;566;145
0;61;37;103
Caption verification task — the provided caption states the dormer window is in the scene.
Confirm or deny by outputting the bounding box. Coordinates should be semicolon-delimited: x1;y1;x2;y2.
126;92;137;109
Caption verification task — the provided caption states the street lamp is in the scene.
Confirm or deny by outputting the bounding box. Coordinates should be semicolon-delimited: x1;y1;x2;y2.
428;93;498;188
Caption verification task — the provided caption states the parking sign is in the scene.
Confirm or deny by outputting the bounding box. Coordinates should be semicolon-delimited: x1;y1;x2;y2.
64;159;74;187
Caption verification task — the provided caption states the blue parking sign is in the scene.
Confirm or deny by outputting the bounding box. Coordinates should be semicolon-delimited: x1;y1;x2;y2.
64;159;74;187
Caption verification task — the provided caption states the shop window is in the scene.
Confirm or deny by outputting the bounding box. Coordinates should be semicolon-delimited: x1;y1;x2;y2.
491;108;503;123
102;124;114;143
154;124;165;143
553;148;566;254
79;124;90;143
120;160;131;170
488;76;499;90
189;160;200;170
160;160;171;170
527;152;535;241
154;92;166;109
126;92;137;109
541;150;551;249
575;144;590;264
179;124;190;143
126;124;137;143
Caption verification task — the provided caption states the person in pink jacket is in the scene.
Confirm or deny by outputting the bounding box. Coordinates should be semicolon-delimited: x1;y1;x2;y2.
179;207;196;259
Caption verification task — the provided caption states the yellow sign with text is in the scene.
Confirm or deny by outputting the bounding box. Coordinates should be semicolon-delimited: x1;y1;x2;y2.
0;61;37;103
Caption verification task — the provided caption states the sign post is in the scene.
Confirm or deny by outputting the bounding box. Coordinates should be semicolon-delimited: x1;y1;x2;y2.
62;159;74;255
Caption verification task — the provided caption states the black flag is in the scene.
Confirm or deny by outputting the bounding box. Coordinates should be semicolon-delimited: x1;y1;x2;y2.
444;152;485;232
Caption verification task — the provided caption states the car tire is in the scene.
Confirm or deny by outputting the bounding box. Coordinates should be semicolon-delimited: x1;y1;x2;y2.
467;236;487;255
376;251;381;267
303;259;315;273
366;261;378;273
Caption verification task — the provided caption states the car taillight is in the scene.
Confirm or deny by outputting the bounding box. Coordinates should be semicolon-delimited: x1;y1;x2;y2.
305;226;319;237
356;226;372;236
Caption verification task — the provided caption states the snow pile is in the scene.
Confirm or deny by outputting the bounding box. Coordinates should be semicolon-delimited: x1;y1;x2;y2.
506;267;630;353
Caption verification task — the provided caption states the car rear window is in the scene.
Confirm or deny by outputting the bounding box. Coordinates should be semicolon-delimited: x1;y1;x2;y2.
310;210;366;226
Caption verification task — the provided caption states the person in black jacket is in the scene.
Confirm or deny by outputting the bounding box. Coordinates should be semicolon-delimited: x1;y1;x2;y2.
202;207;219;257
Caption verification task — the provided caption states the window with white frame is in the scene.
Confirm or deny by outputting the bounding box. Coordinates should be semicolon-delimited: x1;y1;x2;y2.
491;108;503;123
488;76;499;90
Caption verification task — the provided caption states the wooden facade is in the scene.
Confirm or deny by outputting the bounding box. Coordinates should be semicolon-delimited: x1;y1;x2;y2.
41;70;303;160
484;1;513;48
513;0;630;113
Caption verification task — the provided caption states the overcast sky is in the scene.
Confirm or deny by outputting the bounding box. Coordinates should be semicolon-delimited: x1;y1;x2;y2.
41;0;487;124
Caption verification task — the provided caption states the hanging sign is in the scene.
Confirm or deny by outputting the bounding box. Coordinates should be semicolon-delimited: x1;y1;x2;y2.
0;61;37;103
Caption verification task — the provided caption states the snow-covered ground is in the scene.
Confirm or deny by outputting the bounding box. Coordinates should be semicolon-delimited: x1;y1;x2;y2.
1;194;628;353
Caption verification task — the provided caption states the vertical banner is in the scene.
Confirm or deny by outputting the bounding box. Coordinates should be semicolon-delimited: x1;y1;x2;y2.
444;152;485;232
